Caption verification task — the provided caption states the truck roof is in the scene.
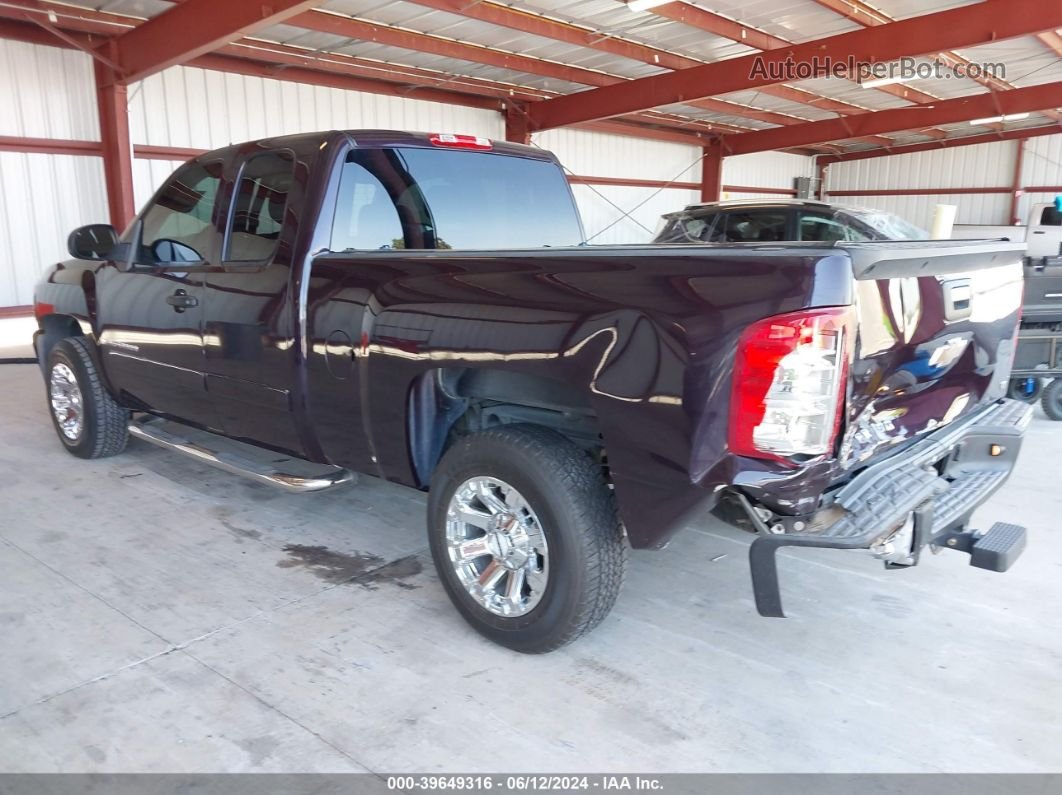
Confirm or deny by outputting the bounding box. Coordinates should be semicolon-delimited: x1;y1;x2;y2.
683;198;835;211
192;129;556;164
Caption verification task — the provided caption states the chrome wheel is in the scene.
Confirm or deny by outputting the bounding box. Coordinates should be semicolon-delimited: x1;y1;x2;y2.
445;477;549;617
49;362;84;441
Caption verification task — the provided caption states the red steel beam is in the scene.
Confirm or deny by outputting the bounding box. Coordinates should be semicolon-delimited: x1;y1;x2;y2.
528;0;1062;131
722;82;1062;156
568;176;795;195
94;57;135;229
0;14;734;148
568;175;701;191
288;8;813;129
701;140;723;203
573;120;717;147
1037;31;1062;58
134;144;208;161
0;135;102;156
1009;140;1025;224
190;53;501;111
0;4;738;144
808;0;1062;122
818;126;1062;164
726;186;798;196
827;187;1011;197
648;1;939;106
402;0;879;123
106;0;321;84
290;10;614;87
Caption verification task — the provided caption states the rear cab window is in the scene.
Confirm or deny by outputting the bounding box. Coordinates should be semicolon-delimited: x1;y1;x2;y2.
330;146;584;251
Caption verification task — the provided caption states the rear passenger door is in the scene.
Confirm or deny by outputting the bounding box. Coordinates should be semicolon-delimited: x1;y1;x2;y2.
200;150;303;450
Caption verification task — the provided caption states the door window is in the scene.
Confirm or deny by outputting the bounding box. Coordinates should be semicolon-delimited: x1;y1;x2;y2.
225;152;296;262
1039;206;1062;226
718;211;787;242
140;161;223;264
654;213;721;243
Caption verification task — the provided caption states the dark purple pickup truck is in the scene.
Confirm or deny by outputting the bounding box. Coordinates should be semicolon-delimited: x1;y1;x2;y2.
33;130;1030;652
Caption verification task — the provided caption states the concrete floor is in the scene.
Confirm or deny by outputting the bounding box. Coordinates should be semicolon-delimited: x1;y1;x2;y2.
0;316;35;360
0;361;1060;774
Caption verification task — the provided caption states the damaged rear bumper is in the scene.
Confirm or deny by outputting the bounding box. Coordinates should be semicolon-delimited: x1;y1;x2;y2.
747;399;1032;617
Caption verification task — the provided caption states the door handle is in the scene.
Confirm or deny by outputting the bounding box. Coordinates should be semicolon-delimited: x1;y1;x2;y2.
166;289;199;313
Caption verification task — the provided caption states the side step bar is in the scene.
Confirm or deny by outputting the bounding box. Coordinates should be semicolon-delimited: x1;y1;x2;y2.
128;417;355;493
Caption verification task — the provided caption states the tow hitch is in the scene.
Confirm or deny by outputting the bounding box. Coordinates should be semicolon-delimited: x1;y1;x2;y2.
743;399;1032;618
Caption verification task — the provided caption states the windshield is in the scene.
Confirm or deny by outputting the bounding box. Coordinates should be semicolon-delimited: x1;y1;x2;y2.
843;209;928;240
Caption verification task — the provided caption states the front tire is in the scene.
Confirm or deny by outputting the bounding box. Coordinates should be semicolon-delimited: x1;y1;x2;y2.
46;337;129;459
428;425;627;653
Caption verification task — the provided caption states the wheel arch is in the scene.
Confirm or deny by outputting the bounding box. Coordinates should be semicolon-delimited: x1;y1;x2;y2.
407;367;603;489
35;313;86;371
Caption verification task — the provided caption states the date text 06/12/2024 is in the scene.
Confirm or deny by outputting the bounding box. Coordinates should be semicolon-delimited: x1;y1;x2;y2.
386;776;665;791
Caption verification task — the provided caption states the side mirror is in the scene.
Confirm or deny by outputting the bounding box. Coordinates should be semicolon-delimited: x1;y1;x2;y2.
67;224;118;260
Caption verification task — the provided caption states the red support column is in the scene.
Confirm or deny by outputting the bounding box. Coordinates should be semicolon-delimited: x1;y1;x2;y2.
701;140;723;203
94;58;135;230
1009;140;1025;225
504;103;531;145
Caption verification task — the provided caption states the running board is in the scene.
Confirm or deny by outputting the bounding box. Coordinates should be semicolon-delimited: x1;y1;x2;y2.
128;417;355;493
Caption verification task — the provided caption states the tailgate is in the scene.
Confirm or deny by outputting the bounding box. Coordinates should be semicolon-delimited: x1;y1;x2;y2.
839;241;1025;468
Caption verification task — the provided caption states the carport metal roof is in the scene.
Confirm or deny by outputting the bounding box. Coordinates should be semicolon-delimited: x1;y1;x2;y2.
0;0;1058;155
0;0;1058;225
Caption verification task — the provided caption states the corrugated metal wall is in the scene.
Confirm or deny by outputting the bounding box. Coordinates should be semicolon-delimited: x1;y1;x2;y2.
0;41;106;307
533;130;816;243
534;128;704;243
128;65;506;151
724;151;815;192
0;40;98;140
826;138;1062;227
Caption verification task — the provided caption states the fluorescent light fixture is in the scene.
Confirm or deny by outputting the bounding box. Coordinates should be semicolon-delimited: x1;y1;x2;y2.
968;113;1030;125
627;0;671;11
860;75;913;89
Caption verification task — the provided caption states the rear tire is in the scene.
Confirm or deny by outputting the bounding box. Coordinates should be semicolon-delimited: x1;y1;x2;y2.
1007;376;1043;403
46;337;129;459
1041;378;1062;421
427;425;627;653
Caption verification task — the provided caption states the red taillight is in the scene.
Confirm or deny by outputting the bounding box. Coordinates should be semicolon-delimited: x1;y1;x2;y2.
34;301;55;320
428;133;492;151
729;307;853;464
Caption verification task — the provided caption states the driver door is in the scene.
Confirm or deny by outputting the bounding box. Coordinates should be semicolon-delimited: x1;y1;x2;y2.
95;160;223;427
